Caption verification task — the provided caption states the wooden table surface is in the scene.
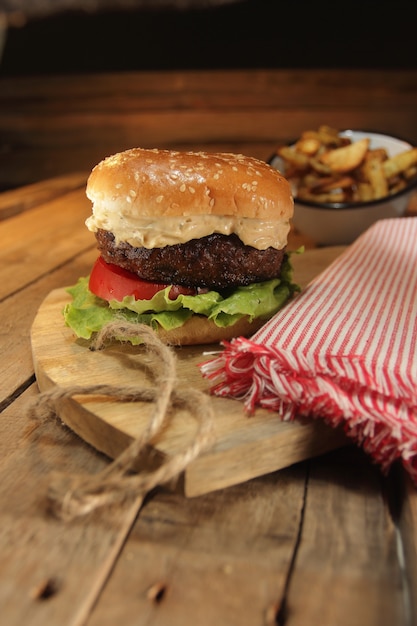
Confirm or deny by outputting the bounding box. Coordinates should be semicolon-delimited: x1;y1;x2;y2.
1;69;417;626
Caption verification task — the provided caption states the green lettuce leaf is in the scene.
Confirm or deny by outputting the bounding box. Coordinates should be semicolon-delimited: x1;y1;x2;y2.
63;254;300;342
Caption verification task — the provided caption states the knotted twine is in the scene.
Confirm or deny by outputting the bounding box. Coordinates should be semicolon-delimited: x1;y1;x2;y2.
31;321;215;521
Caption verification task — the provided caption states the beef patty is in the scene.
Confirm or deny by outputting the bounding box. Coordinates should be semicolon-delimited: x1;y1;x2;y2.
95;229;286;290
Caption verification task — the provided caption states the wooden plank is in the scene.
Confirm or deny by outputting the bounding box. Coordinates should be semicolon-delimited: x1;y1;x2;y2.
0;362;409;626
3;109;417;147
86;467;307;626
0;188;92;299
0;359;410;626
1;70;416;110
0;247;96;407
0;172;87;220
398;472;417;623
1;70;417;187
85;449;407;626
0;385;144;626
0;182;94;406
283;448;406;626
2;103;417;187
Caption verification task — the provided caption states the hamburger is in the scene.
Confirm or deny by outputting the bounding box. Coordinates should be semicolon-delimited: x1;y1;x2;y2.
64;147;297;345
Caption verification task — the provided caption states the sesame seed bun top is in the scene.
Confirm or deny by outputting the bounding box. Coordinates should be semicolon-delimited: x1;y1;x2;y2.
86;147;293;222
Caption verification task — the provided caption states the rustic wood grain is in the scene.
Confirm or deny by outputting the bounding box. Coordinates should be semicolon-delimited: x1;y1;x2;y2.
78;449;408;626
0;247;96;410
0;389;410;626
1;69;416;188
398;472;417;621
283;448;405;626
0;385;145;626
2;70;416;111
86;468;308;626
0;172;87;220
0;188;92;299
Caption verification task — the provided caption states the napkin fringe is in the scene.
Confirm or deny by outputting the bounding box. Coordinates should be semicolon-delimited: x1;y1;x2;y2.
201;337;417;483
201;220;417;485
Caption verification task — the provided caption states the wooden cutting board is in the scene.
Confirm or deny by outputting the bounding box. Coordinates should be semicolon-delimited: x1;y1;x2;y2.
30;247;348;497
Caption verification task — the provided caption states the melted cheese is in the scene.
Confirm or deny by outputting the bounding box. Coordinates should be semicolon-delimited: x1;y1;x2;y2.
86;212;290;250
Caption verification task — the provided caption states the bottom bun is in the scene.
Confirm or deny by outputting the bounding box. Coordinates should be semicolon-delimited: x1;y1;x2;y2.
155;315;267;346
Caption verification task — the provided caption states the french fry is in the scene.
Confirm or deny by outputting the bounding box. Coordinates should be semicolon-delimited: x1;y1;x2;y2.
310;175;356;192
319;138;370;173
309;157;332;175
318;125;340;137
404;165;417;180
389;179;408;194
277;145;311;168
362;154;389;199
301;126;344;147
295;137;321;155
382;148;417;178
300;173;323;189
365;147;389;162
297;189;347;204
356;182;374;202
275;127;417;205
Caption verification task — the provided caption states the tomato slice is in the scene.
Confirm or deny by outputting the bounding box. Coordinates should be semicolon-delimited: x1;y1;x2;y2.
88;256;196;302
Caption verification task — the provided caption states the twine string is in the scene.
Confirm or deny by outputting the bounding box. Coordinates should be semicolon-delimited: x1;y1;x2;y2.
31;321;215;521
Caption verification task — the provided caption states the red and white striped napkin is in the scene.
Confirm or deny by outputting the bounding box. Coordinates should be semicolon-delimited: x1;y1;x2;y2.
201;218;417;483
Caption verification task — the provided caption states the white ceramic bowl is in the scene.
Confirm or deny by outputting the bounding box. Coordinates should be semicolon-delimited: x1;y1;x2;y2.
270;130;417;245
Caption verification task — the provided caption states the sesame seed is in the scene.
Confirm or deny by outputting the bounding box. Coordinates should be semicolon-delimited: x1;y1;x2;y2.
126;196;132;203
156;195;164;203
115;183;123;189
180;184;186;192
188;186;195;193
209;198;215;207
129;189;137;197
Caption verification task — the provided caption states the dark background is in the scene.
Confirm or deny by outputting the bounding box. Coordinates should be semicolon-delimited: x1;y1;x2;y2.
1;0;417;75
